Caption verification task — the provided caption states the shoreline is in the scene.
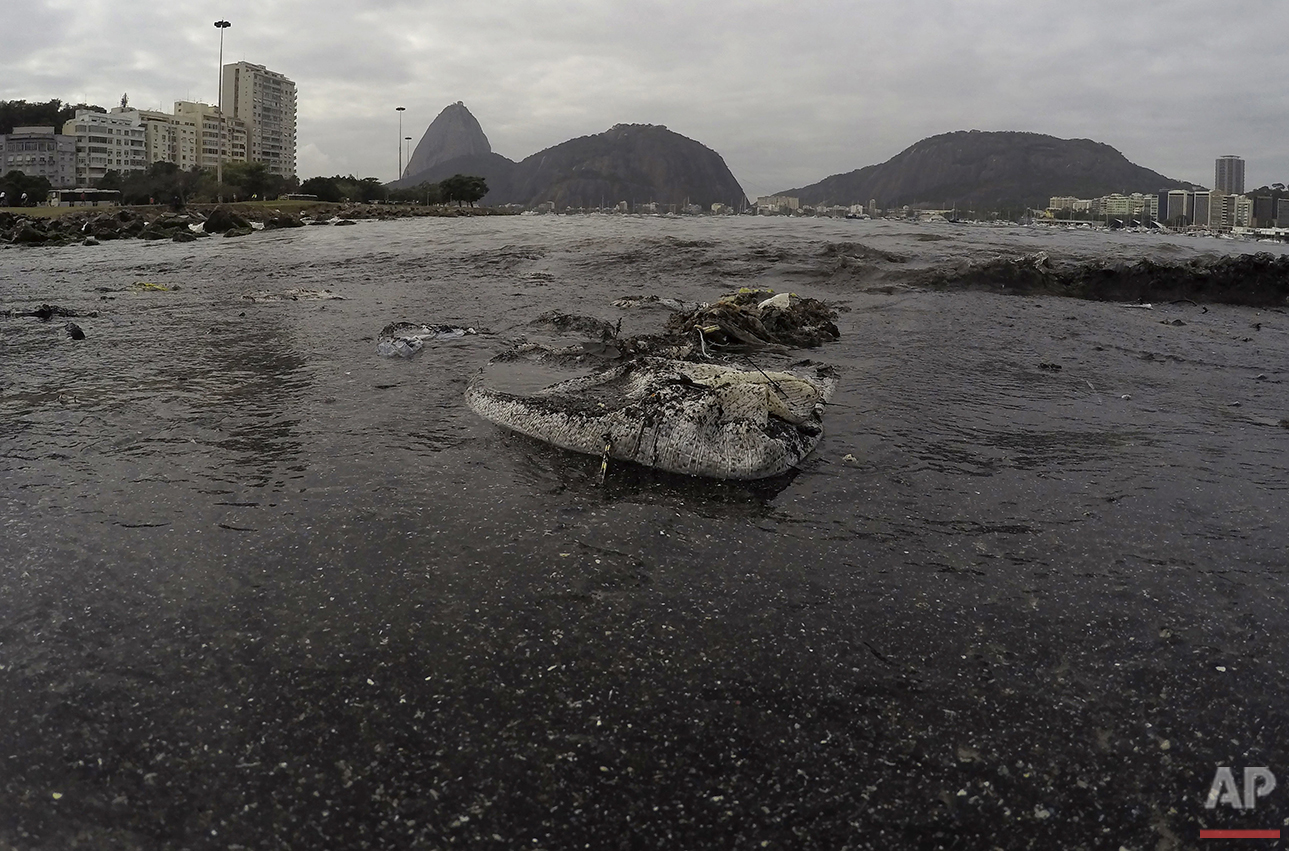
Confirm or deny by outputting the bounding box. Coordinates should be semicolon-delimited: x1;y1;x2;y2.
3;209;1288;309
0;201;512;246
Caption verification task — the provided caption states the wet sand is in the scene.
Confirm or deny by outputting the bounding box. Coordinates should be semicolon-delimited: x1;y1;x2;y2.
1;217;1287;849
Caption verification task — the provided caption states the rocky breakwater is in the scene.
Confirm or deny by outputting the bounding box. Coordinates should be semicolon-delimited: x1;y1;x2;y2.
314;203;513;221
922;250;1289;307
1;202;514;248
0;205;312;247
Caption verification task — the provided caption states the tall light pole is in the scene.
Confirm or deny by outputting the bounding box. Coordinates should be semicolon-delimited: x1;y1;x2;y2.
404;136;412;171
214;19;231;201
396;106;405;181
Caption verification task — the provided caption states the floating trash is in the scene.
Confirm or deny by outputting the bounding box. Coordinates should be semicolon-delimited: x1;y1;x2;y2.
467;346;837;480
377;322;477;357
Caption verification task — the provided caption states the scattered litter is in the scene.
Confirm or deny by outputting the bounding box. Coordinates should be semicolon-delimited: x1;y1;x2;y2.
241;289;345;302
8;304;90;321
612;294;699;312
531;310;619;338
131;281;178;292
842;453;857;463
377;322;477;357
379;337;424;358
1161;318;1186;326
1120;394;1132;400
665;288;840;350
1037;362;1062;371
1122;303;1153;310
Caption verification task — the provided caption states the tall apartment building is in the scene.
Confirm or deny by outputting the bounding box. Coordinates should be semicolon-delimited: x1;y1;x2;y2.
1214;155;1245;195
0;126;78;188
116;107;192;170
1213;192;1252;229
221;61;297;177
172;101;247;171
1164;189;1191;224
1092;193;1159;220
1191;191;1212;228
61;110;147;185
1253;195;1275;227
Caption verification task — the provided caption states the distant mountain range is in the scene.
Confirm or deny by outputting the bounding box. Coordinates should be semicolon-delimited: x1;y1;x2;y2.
777;130;1193;210
392;109;1195;212
390;103;747;209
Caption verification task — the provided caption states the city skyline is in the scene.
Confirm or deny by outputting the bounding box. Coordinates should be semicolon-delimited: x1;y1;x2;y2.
4;1;1288;197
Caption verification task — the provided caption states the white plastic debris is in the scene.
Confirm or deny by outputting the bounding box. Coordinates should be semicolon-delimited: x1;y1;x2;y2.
377;338;425;358
758;292;792;311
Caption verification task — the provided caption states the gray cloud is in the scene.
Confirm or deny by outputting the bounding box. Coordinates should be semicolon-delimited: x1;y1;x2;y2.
4;0;1287;196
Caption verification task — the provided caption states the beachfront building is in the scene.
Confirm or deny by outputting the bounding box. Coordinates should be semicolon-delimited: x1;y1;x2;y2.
1191;191;1212;228
1163;189;1191;224
1214;155;1245;195
61;109;147;185
1253;195;1275;227
1212;192;1252;230
172;102;247;171
1279;199;1289;226
0;126;78;188
1091;193;1158;221
221;61;297;178
112;107;195;171
756;195;799;214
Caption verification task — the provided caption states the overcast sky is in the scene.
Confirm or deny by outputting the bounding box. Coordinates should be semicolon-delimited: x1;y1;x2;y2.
4;1;1287;197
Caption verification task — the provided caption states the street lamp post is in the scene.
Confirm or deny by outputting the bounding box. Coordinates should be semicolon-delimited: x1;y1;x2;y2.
396;106;405;181
214;19;231;202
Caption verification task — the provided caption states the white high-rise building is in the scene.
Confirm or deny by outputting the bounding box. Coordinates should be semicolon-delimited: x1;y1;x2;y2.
61;110;147;185
221;61;297;177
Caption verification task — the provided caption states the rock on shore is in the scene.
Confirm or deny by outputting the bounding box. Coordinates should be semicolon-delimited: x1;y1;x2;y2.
921;250;1289;307
1;202;508;248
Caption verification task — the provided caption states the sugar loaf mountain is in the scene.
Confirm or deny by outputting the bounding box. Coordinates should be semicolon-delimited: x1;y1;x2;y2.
390;102;747;209
779;130;1190;211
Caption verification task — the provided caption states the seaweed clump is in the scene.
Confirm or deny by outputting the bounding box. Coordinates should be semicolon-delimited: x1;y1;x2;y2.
665;289;840;350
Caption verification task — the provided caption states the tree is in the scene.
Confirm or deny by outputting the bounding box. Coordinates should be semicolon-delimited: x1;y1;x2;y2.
439;173;488;207
0;170;53;205
222;161;271;200
388;181;441;205
352;177;388;203
0;99;105;134
97;170;123;191
300;176;342;202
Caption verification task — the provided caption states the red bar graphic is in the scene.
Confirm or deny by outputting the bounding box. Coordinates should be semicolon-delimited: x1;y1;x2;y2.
1200;829;1281;839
